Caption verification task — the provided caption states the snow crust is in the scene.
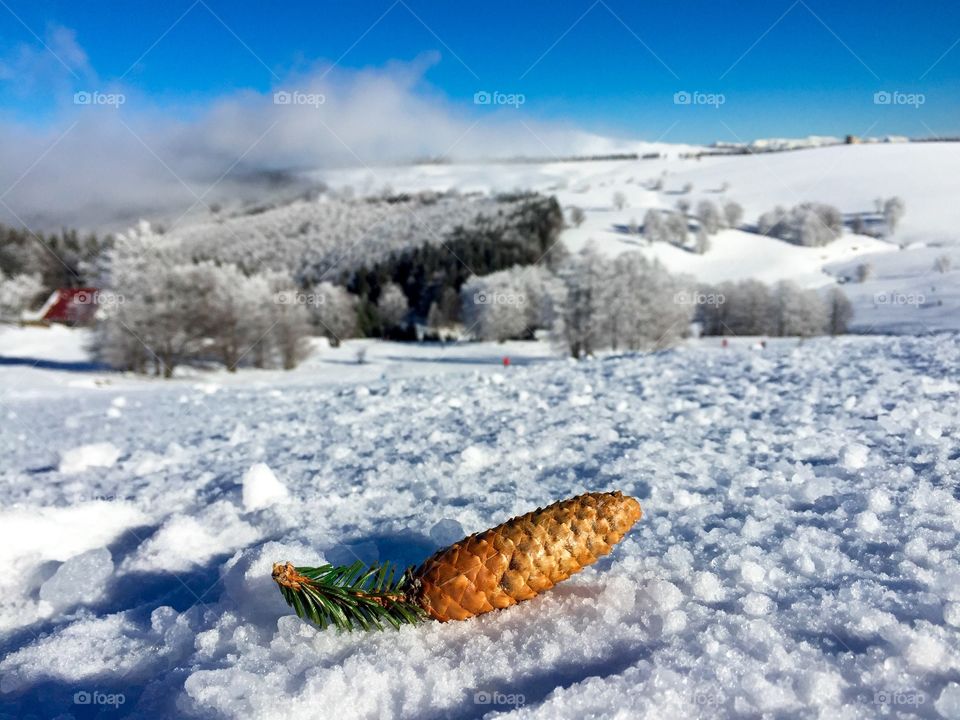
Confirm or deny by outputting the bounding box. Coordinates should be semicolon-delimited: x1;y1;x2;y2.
1;335;959;718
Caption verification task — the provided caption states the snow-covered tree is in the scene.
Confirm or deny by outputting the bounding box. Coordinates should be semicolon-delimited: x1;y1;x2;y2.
310;282;358;347
552;245;689;357
461;265;558;342
664;212;689;247
675;199;691;215
568;206;586;227
856;262;872;283
376;282;409;331
771;281;827;337
824;286;853;335
696;200;722;235
0;271;44;320
612;192;627;211
723;201;744;228
204;263;274;372
758;203;842;246
724;280;775;336
551;243;610;357
263;271;313;370
933;254;952;274
695;227;711;255
603;253;690;351
643;209;666;243
883;196;906;235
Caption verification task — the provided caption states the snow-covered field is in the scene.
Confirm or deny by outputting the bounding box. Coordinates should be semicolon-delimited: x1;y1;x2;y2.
2;327;959;719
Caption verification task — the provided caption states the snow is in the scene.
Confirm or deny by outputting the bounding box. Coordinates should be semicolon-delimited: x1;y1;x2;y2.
1;332;959;718
38;547;114;610
59;442;122;474
241;463;289;511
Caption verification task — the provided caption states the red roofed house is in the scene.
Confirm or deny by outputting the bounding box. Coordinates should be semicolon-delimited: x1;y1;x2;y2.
24;288;101;326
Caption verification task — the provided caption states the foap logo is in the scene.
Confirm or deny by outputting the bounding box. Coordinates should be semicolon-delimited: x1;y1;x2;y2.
674;291;725;306
273;90;326;108
74;90;126;107
274;290;325;307
871;690;927;707
74;690;126;708
874;291;925;306
474;90;526;108
473;690;525;708
691;690;725;707
674;90;725;108
75;290;125;307
474;291;525;306
873;90;925;108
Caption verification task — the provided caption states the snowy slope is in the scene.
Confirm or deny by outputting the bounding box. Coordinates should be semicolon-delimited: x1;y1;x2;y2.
315;143;960;331
1;335;959;718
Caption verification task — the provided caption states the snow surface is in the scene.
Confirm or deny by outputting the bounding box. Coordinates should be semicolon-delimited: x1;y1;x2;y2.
1;332;959;718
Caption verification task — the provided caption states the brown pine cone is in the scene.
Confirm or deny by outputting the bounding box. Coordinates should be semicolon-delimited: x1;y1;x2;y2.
411;491;642;622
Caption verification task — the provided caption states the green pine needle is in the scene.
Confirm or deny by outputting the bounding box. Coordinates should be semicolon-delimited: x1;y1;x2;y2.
273;560;427;631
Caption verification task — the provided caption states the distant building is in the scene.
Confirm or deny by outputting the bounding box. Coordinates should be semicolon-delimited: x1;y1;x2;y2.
23;288;100;326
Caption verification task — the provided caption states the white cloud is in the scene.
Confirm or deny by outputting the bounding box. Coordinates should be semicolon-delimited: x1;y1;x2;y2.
0;42;633;232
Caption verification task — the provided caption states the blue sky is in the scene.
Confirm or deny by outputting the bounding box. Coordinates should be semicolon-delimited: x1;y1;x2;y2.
2;0;959;143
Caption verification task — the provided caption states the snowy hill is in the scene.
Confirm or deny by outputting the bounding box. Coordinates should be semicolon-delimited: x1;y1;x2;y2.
314;142;960;332
1;333;959;718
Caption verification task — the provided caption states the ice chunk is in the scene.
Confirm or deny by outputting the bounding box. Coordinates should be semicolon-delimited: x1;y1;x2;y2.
241;463;288;511
840;443;869;470
742;592;775;616
460;445;495;471
692;571;725;602
39;548;113;609
59;442;121;474
935;683;960;719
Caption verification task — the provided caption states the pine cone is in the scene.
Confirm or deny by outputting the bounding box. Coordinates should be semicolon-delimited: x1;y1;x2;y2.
411;491;642;621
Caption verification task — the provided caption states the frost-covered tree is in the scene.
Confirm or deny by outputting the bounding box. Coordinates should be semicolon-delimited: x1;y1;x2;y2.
0;271;44;320
665;212;689;247
724;280;775;336
551;245;689;357
262;271;313;370
824;286;853;335
376;282;409;331
204;263;274;372
757;206;787;237
612;192;627;210
856;262;872;283
310;282;358;347
883;196;906;235
758;203;842;246
723;201;744;228
771;281;827;337
568;206;586;227
551;243;610;357
696;200;722;235
675;199;691;215
461;265;558;342
933;254;952;274
91;227;219;377
604;253;690;351
695;227;711;255
643;209;666;243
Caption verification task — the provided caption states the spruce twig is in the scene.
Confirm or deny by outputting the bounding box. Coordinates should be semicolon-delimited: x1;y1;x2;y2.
272;561;426;631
